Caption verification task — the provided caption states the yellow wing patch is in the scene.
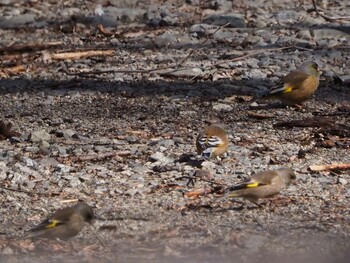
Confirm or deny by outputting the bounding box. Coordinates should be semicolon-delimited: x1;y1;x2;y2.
283;86;293;93
246;182;260;188
45;219;61;228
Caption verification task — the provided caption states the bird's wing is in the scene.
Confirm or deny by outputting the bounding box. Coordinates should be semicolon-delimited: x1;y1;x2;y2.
261;71;310;97
29;207;75;232
198;135;224;148
227;179;268;192
29;218;66;232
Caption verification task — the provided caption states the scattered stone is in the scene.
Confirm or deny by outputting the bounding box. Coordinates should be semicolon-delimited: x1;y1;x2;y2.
150;152;174;164
203;13;246;28
29;130;51;143
212;103;233;112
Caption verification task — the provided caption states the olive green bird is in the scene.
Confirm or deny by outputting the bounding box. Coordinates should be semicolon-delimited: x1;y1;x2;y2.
196;124;229;159
225;168;296;205
257;61;321;106
26;202;94;240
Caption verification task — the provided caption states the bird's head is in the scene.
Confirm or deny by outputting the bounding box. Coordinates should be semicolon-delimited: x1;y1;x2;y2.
300;61;321;78
76;202;94;224
277;168;296;186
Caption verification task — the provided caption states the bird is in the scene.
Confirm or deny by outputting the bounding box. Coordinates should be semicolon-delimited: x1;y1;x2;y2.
255;61;321;106
196;124;229;159
225;168;296;205
26;202;94;240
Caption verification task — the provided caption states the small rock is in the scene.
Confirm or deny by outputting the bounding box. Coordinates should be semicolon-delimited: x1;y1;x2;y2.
189;23;212;36
313;28;349;42
29;130;51;143
203;13;246;28
201;161;216;170
72;133;90;141
244;69;267;79
338;177;347;185
297;29;312;41
156;139;175;148
55;164;73;173
40;140;50;149
212;103;233;112
165;68;204;78
150;152;174;164
126;136;139;143
23;158;37;167
38;157;60;167
154;32;177;48
274;10;301;22
25;146;40;153
133;165;150;174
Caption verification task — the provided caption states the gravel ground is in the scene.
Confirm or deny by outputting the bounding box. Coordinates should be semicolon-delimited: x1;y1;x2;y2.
0;0;349;262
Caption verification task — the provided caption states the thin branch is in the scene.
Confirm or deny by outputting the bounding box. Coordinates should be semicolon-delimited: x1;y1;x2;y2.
50;50;115;60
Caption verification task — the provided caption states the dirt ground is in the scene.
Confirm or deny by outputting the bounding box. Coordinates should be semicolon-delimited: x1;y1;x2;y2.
0;0;349;262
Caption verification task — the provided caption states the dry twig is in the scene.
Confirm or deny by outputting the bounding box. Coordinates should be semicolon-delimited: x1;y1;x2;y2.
309;163;350;171
50;50;115;60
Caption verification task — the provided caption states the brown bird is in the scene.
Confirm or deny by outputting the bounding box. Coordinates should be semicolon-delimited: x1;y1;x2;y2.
27;202;94;240
225;168;296;205
196;124;229;158
257;61;321;106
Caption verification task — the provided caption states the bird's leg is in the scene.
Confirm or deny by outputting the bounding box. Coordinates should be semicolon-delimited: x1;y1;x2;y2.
291;104;304;110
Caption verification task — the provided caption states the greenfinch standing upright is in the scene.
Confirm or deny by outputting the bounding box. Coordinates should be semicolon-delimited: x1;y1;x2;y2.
257;61;321;106
196;124;229;158
26;202;94;240
225;168;296;205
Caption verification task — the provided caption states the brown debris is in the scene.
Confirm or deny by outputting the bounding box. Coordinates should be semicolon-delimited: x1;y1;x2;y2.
0;120;21;140
184;187;213;199
0;65;26;78
97;24;115;37
247;111;275;119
